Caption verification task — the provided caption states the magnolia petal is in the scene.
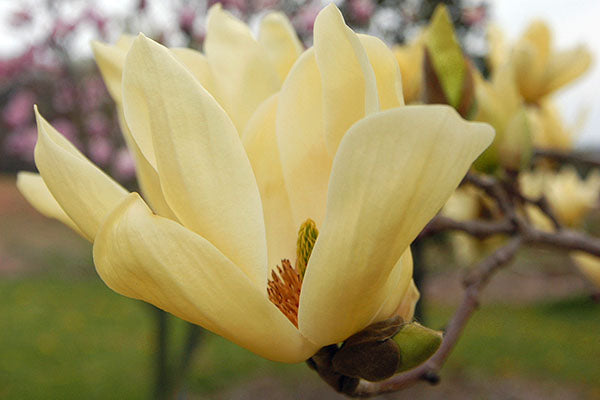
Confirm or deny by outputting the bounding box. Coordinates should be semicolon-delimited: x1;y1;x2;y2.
358;34;405;109
170;48;218;97
205;4;280;134
393;280;420;322
512;42;545;102
34;107;128;241
522;20;551;66
572;252;600;289
258;12;304;84
123;35;267;287
276;49;331;227
93;193;318;363
299;105;494;345
16;172;85;238
242;95;296;270
314;4;379;156
116;107;176;220
369;250;415;323
544;46;592;96
91;36;134;104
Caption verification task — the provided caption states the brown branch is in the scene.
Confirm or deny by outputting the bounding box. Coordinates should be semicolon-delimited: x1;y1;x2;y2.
420;214;513;239
350;237;524;397
534;148;600;169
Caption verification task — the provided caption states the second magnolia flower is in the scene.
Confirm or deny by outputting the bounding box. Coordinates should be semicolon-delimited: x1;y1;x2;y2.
18;4;494;362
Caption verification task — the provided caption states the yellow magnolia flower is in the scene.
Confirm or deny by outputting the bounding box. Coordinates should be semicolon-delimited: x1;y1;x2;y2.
571;252;600;289
473;64;532;171
520;166;600;230
393;37;424;104
511;20;592;103
528;100;577;150
17;4;493;363
486;24;508;74
442;186;504;265
91;5;303;135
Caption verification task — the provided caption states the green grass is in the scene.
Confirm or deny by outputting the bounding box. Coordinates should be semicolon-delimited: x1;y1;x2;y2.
425;297;600;387
0;274;599;399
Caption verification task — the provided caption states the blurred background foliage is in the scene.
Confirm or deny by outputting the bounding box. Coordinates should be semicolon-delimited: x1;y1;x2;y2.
1;0;599;399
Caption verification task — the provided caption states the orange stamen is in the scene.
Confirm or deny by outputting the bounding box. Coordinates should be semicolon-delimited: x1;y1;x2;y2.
267;259;302;327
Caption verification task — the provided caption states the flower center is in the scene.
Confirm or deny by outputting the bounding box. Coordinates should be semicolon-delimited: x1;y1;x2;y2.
267;219;319;327
267;259;303;327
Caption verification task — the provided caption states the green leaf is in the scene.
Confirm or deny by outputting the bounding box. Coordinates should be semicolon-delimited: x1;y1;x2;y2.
424;5;466;109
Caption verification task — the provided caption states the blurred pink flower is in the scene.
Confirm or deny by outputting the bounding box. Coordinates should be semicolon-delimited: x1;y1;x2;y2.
293;3;321;37
4;126;37;162
83;8;108;34
85;112;110;137
50;118;81;148
88;136;113;166
349;0;375;24
10;10;32;27
81;76;109;111
50;20;76;41
0;47;35;81
52;82;76;113
3;90;36;128
179;5;196;35
112;148;136;181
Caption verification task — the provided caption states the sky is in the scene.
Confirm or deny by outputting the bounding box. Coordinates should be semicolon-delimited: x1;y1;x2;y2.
1;0;599;147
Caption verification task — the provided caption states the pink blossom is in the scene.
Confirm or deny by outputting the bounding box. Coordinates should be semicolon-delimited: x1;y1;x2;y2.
50;20;76;41
81;76;108;111
50;118;81;149
4;126;37;162
88;136;113;166
52;82;76;113
85;112;110;137
112;148;136;181
293;3;321;37
0;47;35;81
3;90;36;128
349;0;375;25
179;5;196;35
10;10;32;27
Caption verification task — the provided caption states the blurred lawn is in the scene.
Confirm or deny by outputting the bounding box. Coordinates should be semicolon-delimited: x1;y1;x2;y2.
1;273;599;399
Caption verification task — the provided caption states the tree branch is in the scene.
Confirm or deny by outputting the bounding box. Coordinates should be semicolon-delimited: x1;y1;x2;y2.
350;237;524;397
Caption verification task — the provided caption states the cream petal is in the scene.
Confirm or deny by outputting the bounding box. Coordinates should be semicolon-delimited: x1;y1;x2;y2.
93;193;318;363
258;12;304;84
34;108;128;241
242;95;296;270
91;37;133;104
358;34;405;109
122;35;267;287
369;250;415;323
393;280;420;322
204;4;280;134
16;172;85;238
276;49;331;227
116;107;176;220
543;46;592;96
572;252;600;289
298;105;494;345
314;4;379;156
170;48;218;98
